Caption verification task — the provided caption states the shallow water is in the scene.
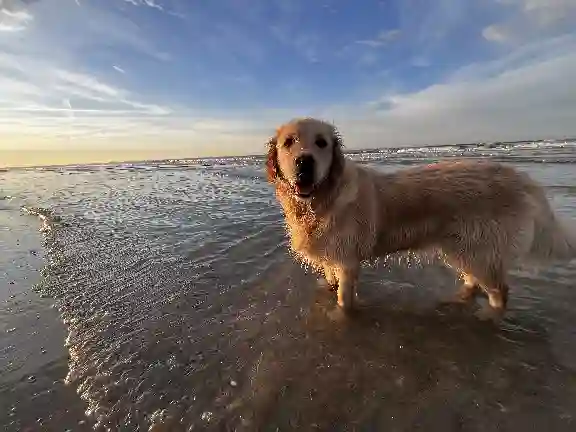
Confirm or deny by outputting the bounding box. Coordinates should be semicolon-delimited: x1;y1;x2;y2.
1;141;576;431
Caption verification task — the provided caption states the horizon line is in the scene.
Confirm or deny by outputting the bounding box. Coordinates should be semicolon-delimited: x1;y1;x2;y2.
2;135;575;171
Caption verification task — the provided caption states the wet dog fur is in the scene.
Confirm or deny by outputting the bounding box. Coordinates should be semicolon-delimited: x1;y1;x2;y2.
266;117;576;318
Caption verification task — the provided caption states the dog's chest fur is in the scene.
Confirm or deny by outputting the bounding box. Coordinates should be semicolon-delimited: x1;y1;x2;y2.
279;168;378;267
285;210;339;266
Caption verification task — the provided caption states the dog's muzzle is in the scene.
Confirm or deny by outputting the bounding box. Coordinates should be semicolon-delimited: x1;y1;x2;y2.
294;155;315;198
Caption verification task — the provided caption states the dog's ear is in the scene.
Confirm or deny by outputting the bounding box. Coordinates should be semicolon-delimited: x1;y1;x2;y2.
329;126;345;180
314;124;345;199
265;136;279;183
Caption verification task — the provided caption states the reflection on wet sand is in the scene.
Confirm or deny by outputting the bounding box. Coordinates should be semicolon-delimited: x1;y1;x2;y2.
226;278;576;431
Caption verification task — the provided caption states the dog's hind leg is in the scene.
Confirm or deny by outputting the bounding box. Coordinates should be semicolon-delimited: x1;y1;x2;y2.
476;267;510;310
445;250;509;318
442;254;481;304
455;273;481;303
322;264;338;292
465;260;510;322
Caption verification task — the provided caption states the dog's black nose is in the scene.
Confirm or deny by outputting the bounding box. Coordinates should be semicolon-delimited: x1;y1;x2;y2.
295;155;315;186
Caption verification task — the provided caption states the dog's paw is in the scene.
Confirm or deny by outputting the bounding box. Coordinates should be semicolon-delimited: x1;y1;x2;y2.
474;305;506;323
337;294;367;314
437;297;474;309
326;306;350;322
351;296;369;308
337;295;361;315
434;296;478;319
337;298;353;311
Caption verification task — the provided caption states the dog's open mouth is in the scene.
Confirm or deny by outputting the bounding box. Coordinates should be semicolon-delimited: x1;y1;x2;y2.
294;182;315;198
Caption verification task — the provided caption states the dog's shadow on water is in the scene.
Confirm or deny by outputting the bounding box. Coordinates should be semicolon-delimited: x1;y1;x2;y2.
223;269;576;432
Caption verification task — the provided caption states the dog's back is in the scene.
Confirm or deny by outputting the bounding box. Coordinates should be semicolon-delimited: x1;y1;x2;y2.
366;160;576;266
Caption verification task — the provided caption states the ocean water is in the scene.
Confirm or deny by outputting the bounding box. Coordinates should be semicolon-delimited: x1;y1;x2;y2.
1;141;576;431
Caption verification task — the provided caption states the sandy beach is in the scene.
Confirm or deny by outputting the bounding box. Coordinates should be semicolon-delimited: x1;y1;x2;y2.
1;142;576;430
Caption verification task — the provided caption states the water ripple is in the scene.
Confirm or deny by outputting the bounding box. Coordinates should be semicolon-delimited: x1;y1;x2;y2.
1;143;575;430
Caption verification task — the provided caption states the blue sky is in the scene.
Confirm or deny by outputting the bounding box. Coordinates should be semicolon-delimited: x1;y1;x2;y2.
1;0;576;162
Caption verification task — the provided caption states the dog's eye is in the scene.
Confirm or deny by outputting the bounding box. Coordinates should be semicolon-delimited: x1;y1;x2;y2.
283;136;294;148
315;136;328;148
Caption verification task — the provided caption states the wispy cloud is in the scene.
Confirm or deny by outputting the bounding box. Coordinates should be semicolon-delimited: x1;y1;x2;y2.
483;0;576;44
449;33;575;82
513;0;576;24
0;1;34;32
338;35;576;146
0;0;174;148
55;70;122;99
356;29;401;48
112;65;126;74
482;25;510;43
0;50;169;113
269;25;323;63
123;0;164;11
395;0;470;62
339;1;473;69
0;0;172;62
1;0;576;164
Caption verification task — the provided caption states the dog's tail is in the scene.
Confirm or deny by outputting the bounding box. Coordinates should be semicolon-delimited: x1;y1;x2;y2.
526;189;576;263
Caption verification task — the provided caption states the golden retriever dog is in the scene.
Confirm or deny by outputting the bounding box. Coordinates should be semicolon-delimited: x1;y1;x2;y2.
266;117;576;319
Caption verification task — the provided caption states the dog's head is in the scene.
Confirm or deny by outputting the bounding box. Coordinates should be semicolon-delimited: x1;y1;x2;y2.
266;117;345;200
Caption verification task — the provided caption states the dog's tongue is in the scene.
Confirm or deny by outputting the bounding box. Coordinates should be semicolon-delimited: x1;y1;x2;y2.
294;182;310;195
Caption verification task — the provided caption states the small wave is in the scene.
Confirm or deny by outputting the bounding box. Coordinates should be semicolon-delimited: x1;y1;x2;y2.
21;206;64;232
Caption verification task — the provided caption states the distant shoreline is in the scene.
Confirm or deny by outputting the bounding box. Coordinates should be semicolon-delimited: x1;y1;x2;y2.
2;136;575;170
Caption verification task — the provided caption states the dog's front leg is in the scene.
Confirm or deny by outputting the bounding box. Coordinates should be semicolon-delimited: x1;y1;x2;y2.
334;264;359;312
322;264;338;291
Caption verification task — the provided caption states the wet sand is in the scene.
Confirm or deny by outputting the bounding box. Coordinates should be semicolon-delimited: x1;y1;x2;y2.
0;209;90;431
1;146;575;430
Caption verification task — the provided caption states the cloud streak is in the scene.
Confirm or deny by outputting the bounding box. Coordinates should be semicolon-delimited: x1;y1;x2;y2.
483;0;576;44
0;51;170;113
123;0;164;11
1;0;576;165
0;1;34;32
112;65;126;74
355;29;401;47
336;37;576;147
